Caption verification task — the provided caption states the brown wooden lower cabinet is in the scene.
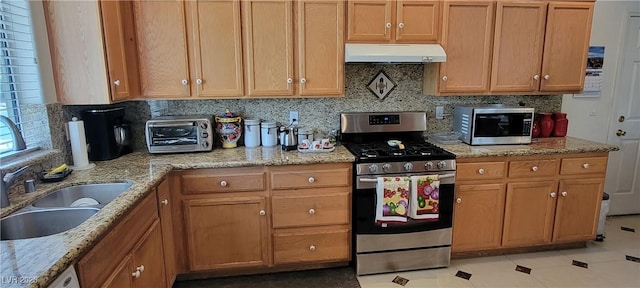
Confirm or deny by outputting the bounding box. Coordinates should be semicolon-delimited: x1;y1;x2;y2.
452;153;608;254
273;229;350;264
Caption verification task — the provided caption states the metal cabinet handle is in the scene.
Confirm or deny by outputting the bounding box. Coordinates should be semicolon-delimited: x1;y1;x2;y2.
561;191;568;197
132;270;140;278
478;168;485;174
309;245;316;251
308;177;315;183
582;163;590;169
259;210;266;216
550;192;557;198
181;79;188;85
308;208;315;215
616;129;627;136
533;75;540;81
532;166;538;172
161;199;168;205
456;198;462;204
544;75;550;80
196;78;203;85
113;80;121;86
220;180;228;187
398;22;405;29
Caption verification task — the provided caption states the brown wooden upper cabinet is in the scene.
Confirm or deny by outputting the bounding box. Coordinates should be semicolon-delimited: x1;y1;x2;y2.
491;1;594;93
243;0;344;97
347;0;440;43
424;0;594;96
44;0;139;104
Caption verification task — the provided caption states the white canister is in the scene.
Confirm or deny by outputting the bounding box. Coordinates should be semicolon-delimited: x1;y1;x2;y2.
298;127;314;143
261;122;278;147
244;119;261;148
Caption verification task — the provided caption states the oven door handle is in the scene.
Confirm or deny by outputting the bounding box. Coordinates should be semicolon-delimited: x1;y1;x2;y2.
359;173;456;183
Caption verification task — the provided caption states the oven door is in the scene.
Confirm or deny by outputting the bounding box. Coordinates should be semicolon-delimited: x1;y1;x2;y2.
354;171;454;235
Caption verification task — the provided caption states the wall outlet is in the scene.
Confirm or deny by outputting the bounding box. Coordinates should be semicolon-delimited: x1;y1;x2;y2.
289;111;299;126
435;106;445;120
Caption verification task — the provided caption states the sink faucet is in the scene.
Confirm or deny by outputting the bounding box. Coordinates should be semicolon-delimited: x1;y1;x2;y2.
1;166;29;208
0;115;27;152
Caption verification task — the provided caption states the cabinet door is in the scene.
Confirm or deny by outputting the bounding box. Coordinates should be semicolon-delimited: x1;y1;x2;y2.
553;178;604;242
490;2;546;92
243;0;294;96
187;0;243;97
396;0;439;43
452;184;505;252
296;0;344;96
100;0;138;101
133;0;190;98
131;221;166;288
539;2;593;92
156;179;175;285
502;181;557;247
347;0;393;42
101;255;133;288
439;1;494;93
184;196;269;270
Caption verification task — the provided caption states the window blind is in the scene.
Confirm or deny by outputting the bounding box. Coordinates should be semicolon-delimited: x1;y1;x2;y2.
0;0;42;154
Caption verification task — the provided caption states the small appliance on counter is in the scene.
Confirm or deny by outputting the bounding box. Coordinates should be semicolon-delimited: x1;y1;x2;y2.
279;126;298;151
82;107;132;161
145;115;213;154
453;104;535;145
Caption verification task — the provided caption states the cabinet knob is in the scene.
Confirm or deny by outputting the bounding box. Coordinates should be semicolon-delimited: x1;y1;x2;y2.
161;199;168;205
478;168;485;174
398;22;405;29
300;78;306;84
385;22;392;29
543;74;550;80
308;177;315;183
616;129;627;136
582;163;590;169
220;180;228;187
442;75;448;81
287;78;293;84
561;191;568;197
531;166;538;172
196;78;203;85
309;245;316;251
181;79;188;85
456;198;462;204
550;192;557;198
137;265;145;272
259;210;266;216
131;271;141;278
533;75;540;81
308;208;315;215
113;80;121;86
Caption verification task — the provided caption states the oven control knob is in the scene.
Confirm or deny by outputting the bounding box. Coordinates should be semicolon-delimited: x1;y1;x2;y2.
201;132;209;138
437;161;446;169
425;162;434;170
201;141;209;148
382;163;392;172
199;122;208;129
368;164;378;173
403;162;413;171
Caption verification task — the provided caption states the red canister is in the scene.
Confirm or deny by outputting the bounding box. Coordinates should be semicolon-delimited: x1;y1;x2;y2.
553;112;568;137
539;113;554;138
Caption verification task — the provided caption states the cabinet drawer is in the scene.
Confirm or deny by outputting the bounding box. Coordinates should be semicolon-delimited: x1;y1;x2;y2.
271;167;350;190
457;162;506;180
181;171;265;194
273;229;350;264
509;159;558;178
272;188;349;228
561;157;607;175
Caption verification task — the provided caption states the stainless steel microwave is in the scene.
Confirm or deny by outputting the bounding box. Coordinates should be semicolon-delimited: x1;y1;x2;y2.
145;115;213;153
453;105;535;145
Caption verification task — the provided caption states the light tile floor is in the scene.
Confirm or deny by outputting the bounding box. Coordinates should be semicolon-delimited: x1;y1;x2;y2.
357;215;640;288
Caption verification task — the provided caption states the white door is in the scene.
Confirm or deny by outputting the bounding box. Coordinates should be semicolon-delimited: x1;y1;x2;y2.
606;14;640;215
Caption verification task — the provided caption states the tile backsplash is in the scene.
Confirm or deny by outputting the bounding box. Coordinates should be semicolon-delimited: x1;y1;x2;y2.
56;64;561;158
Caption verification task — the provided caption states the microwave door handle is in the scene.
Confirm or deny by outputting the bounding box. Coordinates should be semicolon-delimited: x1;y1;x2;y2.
149;121;196;128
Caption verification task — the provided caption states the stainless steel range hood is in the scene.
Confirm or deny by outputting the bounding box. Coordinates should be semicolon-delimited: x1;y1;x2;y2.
345;43;446;63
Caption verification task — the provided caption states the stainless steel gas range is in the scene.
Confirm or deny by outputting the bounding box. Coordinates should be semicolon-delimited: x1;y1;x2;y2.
340;112;456;275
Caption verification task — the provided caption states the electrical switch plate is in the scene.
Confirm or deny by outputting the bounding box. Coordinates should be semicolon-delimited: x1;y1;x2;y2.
435;106;444;120
289;111;299;126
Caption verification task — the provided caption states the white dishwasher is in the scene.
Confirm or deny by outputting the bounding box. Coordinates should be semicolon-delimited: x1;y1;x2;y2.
47;266;80;288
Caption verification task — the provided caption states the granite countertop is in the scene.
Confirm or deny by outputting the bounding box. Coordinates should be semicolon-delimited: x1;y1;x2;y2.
0;146;355;288
438;136;619;158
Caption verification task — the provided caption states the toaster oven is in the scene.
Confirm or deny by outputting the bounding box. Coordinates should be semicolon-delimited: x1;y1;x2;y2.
145;116;213;153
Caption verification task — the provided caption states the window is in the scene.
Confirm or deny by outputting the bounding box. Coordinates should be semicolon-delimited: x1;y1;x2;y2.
0;0;43;155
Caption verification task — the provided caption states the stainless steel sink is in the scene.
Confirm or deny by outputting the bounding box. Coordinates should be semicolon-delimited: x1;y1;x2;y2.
32;182;132;208
0;208;99;240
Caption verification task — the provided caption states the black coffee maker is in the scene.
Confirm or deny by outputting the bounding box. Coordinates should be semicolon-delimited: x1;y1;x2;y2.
82;107;132;161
